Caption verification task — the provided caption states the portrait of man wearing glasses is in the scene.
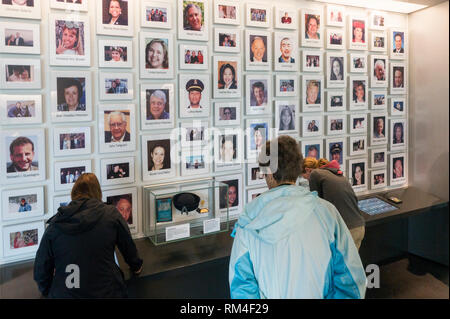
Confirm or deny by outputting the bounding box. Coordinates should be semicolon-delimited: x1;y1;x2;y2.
105;111;130;143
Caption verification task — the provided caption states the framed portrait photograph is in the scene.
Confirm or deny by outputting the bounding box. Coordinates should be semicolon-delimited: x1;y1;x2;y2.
54;160;92;192
0;21;40;54
99;72;133;101
302;139;323;160
49;14;91;67
2;221;45;258
390;97;406;116
369;12;386;30
50;71;92;123
302;75;324;112
349;113;367;135
371;169;387;190
302;50;322;72
275;100;299;135
274;6;297;30
180;120;209;148
0;0;40;20
140;83;175;130
349;53;367;73
98;104;136;154
390;152;407;186
181;148;210;177
214;28;240;53
370;31;387;52
246;3;270;28
141;1;172;29
1;186;44;221
0;94;42;125
370;90;387;110
140;32;174;79
179;43;208;69
214;101;241;127
214;0;240;25
52;126;91;157
1;58;41;89
178;0;209;41
370;113;388;146
370;148;387;168
179;74;210;118
349;135;367;157
327;115;346;136
348;16;368;51
245;74;271;115
325;138;345;167
348;158;368;193
213;56;241;98
301;9;323;48
245;30;271;71
50;0;88;11
274;32;298;71
214;128;243;171
0;129;45;185
370;55;388;88
326;28;345;50
215;173;243;220
390;62;406;94
349;76;368;110
247;186;268;203
325;5;345;27
142;134;176;182
390;28;406;60
246;162;266;187
98;39;133;68
326;90;346;112
103;187;138;234
302;115;323;138
246;118;272;159
96;0;133;36
275;75;298;97
390;118;406;150
326;52;346;88
100;156;135;186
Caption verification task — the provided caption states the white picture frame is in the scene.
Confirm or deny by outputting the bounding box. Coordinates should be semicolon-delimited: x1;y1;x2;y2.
390;152;407;186
142;133;177;183
246;2;270;28
1;58;41;89
390;28;406;60
275;100;299;135
371;169;387;190
274;32;298;72
390;61;407;94
390;118;406;151
140;31;174;79
325;5;345;27
213;56;241;98
326;90;346;112
215;173;243;220
370;54;389;88
50;0;88;11
326;27;345;50
245;30;271;71
245;74;271;115
302;50;322;72
370;31;387;52
0;0;41;20
2;187;44;221
178;0;209;41
179;43;208;69
348;16;368;51
50;70;92;123
52;126;91;157
390;97;406;116
246;162;266;187
0;21;40;54
370;90;387;110
301;9;323;48
348;135;367;157
214;0;240;25
180;148;210;177
214;27;240;53
103;187;138;234
99;72;134;101
0;94;42;125
214;127;243;172
141;1;173;29
327;114;346;136
96;0;134;37
2;221;45;258
247;186;268;203
54;159;92;192
326;52;346;88
370;113;388;146
98;39;133;68
140;83;175;130
1;129;46;185
349;52;367;73
100;156;135;187
274;6;297;30
180;120;209;148
98;104;136;154
214;101;241;127
369;11;386;30
348;158;368;193
302;115;323;138
49;14;91;67
302;138;323;160
302;75;324;112
179;73;210;118
349;113;367;135
349;75;368;110
370;148;387;168
246;118;272;160
325;138;346;167
275;74;298;97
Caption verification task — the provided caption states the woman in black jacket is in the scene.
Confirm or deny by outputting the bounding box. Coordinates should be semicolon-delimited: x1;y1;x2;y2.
33;173;143;298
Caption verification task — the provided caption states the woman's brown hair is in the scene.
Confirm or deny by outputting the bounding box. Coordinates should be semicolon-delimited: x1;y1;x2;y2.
71;173;102;201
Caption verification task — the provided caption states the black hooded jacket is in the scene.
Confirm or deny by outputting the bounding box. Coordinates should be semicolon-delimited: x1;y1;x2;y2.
33;198;143;298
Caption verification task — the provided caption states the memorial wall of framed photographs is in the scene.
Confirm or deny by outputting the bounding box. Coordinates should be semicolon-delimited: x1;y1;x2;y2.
0;0;409;264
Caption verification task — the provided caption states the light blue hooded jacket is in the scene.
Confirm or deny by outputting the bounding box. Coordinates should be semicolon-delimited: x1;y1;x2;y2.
229;185;366;299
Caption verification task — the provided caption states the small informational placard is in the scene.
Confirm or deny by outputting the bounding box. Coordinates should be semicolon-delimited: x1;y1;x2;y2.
203;218;220;234
166;223;190;241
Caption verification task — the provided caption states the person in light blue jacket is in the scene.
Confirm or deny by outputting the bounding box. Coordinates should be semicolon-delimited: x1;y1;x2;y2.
229;136;366;299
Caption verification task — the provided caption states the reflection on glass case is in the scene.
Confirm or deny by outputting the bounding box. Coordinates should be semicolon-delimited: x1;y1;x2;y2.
143;178;229;245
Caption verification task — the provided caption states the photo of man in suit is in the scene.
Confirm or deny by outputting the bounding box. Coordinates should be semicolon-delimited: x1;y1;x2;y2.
104;111;130;143
7;136;38;173
393;33;404;53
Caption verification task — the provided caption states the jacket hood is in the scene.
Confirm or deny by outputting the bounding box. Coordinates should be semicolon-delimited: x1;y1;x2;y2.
48;198;105;235
320;160;343;175
235;185;319;244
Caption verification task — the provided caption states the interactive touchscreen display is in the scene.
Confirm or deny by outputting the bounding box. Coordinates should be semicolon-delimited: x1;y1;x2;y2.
358;197;398;216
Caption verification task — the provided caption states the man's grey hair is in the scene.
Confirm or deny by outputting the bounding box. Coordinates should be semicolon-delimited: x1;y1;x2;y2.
374;59;385;69
150;90;167;105
185;3;201;18
108;111;126;125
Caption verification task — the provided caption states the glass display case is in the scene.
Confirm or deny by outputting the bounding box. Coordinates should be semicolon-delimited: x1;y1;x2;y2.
143;178;230;245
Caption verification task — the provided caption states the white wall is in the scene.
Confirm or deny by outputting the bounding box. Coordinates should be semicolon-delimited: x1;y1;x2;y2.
408;1;449;201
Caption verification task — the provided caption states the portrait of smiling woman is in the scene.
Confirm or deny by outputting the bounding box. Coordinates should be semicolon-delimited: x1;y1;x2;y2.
330;57;344;81
57;78;85;112
55;21;84;56
278;105;295;131
145;39;169;69
148;141;171;171
218;63;237;90
103;0;128;26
